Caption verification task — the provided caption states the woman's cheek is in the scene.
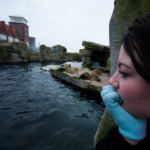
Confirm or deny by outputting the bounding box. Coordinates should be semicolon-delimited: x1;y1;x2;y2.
118;85;134;106
119;86;138;114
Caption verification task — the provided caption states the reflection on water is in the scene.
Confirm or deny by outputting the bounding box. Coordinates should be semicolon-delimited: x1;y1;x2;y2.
0;62;104;150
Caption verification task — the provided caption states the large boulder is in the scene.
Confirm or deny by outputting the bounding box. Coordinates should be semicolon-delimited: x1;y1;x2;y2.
40;44;67;62
80;72;91;80
82;41;109;52
64;53;82;62
0;43;12;62
80;49;92;66
52;45;67;53
40;44;51;61
11;42;28;60
52;45;66;61
0;42;28;63
80;41;110;67
27;51;42;62
48;53;64;62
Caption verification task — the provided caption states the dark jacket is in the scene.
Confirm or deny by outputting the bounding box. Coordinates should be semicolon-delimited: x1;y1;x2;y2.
96;120;150;150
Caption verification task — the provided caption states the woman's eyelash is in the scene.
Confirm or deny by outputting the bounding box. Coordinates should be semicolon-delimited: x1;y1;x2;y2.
119;71;128;78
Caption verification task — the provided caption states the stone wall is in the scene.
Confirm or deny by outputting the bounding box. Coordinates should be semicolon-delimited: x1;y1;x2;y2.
0;42;81;63
40;44;65;62
0;42;28;63
27;51;42;62
110;0;150;76
64;53;82;62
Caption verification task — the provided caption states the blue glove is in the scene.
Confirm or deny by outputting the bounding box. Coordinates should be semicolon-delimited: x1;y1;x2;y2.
101;85;147;140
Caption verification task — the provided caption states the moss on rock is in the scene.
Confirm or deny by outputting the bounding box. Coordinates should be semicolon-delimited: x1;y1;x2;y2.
80;41;110;67
0;42;28;62
65;53;82;61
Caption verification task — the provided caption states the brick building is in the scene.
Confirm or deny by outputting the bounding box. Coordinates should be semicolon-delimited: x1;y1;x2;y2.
0;16;30;46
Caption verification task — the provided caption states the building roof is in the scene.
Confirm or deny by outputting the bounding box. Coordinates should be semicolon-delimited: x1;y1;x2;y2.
9;16;28;22
0;16;30;43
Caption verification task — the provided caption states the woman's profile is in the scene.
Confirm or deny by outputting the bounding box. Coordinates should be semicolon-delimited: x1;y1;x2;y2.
96;13;150;150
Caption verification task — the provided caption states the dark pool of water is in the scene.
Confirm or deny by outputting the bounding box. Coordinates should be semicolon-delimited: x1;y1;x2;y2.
0;62;104;150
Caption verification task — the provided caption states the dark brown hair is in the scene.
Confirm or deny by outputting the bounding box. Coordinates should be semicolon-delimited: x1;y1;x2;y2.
123;13;150;82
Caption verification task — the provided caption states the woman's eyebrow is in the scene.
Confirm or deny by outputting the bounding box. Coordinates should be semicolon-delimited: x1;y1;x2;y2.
118;63;134;70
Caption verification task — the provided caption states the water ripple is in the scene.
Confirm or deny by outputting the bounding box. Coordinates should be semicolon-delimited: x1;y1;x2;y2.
0;63;104;150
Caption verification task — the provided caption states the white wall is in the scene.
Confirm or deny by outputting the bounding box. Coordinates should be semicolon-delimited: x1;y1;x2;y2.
15;38;19;42
0;34;7;40
8;36;14;42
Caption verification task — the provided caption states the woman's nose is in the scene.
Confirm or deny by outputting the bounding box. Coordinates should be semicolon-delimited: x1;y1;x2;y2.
109;70;119;89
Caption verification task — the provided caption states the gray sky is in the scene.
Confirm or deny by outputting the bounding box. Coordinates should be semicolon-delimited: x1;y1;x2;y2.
0;0;114;52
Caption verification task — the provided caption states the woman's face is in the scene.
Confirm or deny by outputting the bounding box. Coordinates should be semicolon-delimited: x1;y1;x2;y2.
109;45;150;118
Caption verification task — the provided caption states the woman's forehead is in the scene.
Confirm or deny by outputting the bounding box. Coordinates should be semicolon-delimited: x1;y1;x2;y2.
118;46;134;68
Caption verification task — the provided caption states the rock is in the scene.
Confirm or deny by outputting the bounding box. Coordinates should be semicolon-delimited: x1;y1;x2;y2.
106;58;110;70
94;109;116;147
11;52;22;62
0;42;28;63
40;44;67;62
80;72;91;80
59;67;66;72
80;49;92;57
28;51;42;62
80;41;110;68
40;44;51;61
52;45;67;53
53;45;67;53
64;53;82;61
80;49;92;66
96;78;101;82
0;44;12;62
65;69;77;74
109;0;150;76
11;42;28;61
90;71;101;82
93;69;102;75
91;71;99;81
82;41;109;52
0;42;82;63
52;45;66;61
49;53;63;62
61;65;79;74
50;68;109;96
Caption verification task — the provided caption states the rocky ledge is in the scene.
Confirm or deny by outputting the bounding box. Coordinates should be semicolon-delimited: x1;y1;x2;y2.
0;42;82;63
42;65;109;99
80;41;110;68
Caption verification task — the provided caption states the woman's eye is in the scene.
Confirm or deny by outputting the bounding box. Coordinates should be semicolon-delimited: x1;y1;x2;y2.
119;71;128;78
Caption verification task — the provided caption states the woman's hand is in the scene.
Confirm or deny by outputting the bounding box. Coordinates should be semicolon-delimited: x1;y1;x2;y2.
101;85;147;142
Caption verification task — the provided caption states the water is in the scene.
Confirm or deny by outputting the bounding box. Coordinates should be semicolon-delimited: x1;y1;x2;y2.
0;63;104;150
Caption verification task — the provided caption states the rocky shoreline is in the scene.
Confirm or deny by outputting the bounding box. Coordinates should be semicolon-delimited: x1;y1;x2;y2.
0;42;81;63
42;64;109;100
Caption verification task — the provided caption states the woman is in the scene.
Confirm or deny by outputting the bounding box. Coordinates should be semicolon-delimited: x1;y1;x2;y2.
96;13;150;150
